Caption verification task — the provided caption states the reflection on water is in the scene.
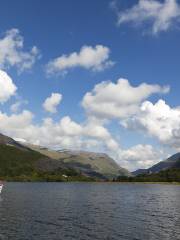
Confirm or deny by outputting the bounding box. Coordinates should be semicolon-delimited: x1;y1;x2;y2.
0;183;180;240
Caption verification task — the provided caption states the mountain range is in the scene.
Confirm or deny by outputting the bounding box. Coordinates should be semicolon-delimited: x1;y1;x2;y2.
1;132;179;182
0;133;129;181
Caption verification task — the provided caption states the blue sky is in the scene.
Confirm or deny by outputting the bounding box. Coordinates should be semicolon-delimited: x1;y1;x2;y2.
0;0;180;170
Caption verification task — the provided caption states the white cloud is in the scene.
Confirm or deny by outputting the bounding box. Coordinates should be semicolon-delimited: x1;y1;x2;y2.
0;28;39;72
0;105;119;155
117;144;165;171
0;75;174;171
82;78;169;119
122;99;180;150
46;45;114;74
0;105;168;171
58;116;82;136
82;119;119;152
0;70;17;103
0;110;33;131
43;93;62;113
113;0;180;34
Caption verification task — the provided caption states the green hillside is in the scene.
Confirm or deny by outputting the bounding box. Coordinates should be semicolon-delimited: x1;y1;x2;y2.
116;168;180;182
0;144;94;182
24;144;130;179
0;133;130;181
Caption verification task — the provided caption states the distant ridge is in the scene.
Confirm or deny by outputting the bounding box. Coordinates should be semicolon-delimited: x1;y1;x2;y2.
132;152;180;176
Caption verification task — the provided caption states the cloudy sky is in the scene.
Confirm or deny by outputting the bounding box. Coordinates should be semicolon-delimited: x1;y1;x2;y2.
0;0;180;171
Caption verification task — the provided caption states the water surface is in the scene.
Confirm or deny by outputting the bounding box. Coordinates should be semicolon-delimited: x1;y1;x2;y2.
0;183;180;240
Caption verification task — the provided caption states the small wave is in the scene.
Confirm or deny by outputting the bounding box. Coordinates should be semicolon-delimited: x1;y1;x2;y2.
34;220;62;228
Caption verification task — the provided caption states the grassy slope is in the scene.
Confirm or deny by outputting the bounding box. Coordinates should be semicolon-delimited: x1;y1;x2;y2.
24;144;130;178
0;145;94;182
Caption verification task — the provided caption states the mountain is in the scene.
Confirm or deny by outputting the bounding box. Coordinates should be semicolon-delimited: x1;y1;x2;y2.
132;153;180;176
0;133;95;181
149;153;180;172
0;133;130;181
131;169;149;176
22;143;130;179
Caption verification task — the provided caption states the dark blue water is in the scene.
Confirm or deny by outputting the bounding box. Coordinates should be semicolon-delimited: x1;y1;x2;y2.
0;183;180;240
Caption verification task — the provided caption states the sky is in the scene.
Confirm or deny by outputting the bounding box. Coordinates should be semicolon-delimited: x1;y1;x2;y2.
0;0;180;171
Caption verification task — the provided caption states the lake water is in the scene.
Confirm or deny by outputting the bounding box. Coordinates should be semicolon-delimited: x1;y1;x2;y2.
0;183;180;240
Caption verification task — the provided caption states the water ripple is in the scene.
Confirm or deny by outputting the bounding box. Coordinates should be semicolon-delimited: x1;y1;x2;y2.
0;183;180;240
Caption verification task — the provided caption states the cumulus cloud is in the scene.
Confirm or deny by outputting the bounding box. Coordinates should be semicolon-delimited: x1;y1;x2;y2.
82;78;169;119
0;70;17;103
0;75;174;171
122;99;180;150
117;144;165;171
43;93;62;113
113;0;180;34
46;45;114;75
82;119;119;152
0;28;39;72
0;109;118;154
0;110;33;131
0;111;80;148
0;103;168;170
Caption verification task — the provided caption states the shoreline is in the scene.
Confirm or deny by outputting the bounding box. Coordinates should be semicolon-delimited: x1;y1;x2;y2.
2;181;180;185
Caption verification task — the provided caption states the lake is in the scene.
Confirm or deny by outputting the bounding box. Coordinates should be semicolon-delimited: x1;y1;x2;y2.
0;183;180;240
